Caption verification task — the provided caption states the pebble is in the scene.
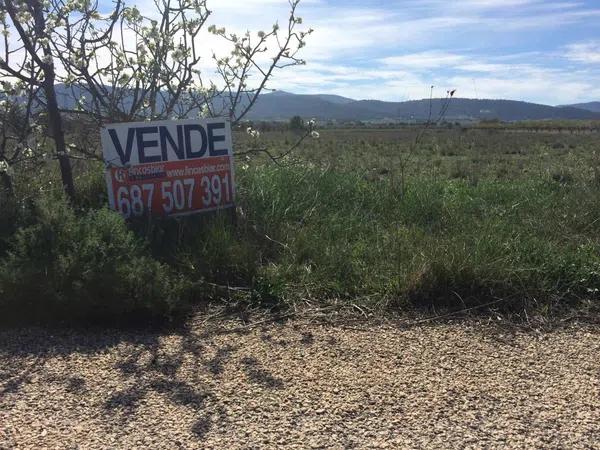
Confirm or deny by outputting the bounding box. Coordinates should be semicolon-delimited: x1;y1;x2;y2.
1;319;599;449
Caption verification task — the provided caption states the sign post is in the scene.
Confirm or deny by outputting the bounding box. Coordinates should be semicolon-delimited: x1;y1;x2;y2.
100;118;236;218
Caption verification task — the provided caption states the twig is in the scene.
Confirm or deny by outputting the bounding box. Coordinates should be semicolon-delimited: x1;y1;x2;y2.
264;234;289;249
411;297;508;324
234;129;311;164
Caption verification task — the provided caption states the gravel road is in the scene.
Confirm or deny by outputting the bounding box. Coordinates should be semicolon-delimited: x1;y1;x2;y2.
1;319;599;449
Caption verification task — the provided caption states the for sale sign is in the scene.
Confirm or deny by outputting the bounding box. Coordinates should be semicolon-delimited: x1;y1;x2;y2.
100;118;235;218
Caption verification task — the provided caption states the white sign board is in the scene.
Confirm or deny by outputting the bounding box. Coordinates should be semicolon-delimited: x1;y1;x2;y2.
100;118;236;217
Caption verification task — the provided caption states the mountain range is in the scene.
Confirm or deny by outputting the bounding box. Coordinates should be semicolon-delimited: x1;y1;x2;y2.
244;91;600;122
560;102;600;113
45;85;600;122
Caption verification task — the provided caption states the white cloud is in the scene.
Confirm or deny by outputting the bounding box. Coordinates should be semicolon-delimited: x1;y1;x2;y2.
382;52;467;69
266;47;600;105
105;0;600;104
564;42;600;64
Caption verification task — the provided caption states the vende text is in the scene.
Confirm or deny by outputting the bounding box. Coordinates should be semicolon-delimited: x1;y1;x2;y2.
101;118;236;217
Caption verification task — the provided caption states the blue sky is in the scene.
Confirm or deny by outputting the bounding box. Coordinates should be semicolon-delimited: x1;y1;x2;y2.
143;0;600;104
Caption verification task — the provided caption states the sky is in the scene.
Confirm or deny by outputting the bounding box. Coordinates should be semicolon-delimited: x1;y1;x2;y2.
78;0;600;105
125;0;600;104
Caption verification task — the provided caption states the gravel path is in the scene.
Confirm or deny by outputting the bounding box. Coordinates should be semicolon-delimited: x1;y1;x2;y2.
1;319;599;449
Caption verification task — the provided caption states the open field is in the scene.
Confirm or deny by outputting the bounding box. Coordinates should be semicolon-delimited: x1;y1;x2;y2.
1;125;600;322
236;126;600;182
1;318;600;449
233;126;600;313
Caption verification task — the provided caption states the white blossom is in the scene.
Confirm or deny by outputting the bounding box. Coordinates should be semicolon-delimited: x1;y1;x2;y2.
68;0;91;10
246;126;261;138
118;73;130;85
16;11;32;23
123;6;141;22
76;95;86;110
199;104;210;118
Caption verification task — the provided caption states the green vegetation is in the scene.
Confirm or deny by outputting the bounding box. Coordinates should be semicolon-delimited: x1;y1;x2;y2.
289;115;306;131
477;119;600;131
1;126;600;323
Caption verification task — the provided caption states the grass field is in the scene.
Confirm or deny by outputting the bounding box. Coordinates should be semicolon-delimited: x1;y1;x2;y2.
237;126;600;182
235;127;600;309
1;125;600;322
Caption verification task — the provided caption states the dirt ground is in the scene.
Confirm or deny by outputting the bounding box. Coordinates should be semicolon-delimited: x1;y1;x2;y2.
1;317;599;449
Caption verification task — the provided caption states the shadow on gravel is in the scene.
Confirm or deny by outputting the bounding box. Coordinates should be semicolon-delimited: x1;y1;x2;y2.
97;332;229;439
191;416;212;438
0;321;293;440
65;376;87;394
206;344;236;375
0;354;41;399
105;388;146;413
240;356;284;389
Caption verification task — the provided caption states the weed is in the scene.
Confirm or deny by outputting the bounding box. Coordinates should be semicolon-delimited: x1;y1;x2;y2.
2;126;600;322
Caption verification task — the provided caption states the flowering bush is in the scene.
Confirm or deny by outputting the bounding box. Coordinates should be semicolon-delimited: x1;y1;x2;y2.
0;0;312;199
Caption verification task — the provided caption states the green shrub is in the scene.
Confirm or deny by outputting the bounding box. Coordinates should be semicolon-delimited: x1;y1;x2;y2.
0;192;18;257
0;192;190;323
72;161;108;210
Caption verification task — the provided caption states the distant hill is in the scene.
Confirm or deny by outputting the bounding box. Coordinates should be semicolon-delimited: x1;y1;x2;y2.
560;102;600;113
310;94;356;105
268;91;356;105
33;85;600;122
246;93;600;122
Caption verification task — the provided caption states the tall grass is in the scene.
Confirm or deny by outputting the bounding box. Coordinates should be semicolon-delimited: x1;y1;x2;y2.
1;127;600;322
238;164;600;310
